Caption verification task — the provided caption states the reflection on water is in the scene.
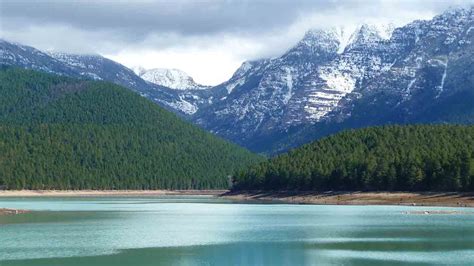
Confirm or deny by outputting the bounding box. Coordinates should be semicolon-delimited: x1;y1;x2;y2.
1;196;473;265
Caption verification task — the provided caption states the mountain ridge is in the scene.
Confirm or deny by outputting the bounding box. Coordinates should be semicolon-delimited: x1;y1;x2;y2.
193;6;474;153
139;68;210;90
1;6;473;154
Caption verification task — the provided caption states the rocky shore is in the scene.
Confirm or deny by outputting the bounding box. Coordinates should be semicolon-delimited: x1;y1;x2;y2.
0;208;29;215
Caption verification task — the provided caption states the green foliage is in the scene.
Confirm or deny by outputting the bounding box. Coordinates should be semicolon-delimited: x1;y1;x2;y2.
234;125;474;191
0;67;262;190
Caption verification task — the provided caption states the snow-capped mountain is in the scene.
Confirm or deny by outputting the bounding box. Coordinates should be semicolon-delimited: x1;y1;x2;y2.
136;68;216;114
0;41;210;116
1;7;473;154
194;7;474;153
130;67;215;115
139;68;210;90
46;52;192;115
192;23;400;145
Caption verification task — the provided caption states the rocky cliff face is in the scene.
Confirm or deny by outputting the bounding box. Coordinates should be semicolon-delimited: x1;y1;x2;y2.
193;7;474;153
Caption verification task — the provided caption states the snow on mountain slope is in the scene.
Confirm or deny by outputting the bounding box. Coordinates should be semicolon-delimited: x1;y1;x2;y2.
193;23;396;138
1;41;219;116
135;68;217;115
139;68;210;90
193;7;474;153
0;39;78;76
46;52;213;116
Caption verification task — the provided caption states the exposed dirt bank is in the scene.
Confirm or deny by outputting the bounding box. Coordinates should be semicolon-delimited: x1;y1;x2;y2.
2;190;473;208
222;191;474;207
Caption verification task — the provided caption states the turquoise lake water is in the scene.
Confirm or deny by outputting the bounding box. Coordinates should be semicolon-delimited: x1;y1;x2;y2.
1;196;473;265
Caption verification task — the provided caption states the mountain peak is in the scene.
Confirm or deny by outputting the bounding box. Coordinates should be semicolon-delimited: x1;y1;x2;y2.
231;59;268;80
139;68;209;90
433;6;473;26
344;23;395;51
282;28;341;59
439;5;473;17
299;28;340;49
300;24;395;55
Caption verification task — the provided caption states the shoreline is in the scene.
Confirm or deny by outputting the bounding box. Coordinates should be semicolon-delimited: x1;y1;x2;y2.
0;190;473;208
221;191;474;207
0;190;227;197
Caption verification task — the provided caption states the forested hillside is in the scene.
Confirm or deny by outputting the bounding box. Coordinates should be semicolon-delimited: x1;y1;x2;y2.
0;67;262;190
233;125;474;192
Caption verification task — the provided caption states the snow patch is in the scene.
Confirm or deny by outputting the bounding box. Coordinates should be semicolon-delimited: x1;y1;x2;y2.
283;67;294;104
374;23;396;40
140;68;208;90
344;23;395;51
166;98;198;115
331;26;357;54
404;78;416;99
305;69;356;121
437;59;448;97
320;71;356;93
225;77;246;94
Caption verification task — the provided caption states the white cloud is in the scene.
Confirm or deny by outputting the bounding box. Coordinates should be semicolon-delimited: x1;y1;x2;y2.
105;46;244;86
104;33;271;85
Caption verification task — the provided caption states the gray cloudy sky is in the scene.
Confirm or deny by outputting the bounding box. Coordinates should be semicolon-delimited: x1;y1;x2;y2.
1;0;473;85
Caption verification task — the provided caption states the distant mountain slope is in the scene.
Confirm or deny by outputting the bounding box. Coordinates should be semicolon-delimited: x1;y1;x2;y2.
0;40;78;76
0;40;216;116
194;7;474;153
0;67;262;190
233;125;474;192
46;52;197;115
139;68;210;90
136;68;215;115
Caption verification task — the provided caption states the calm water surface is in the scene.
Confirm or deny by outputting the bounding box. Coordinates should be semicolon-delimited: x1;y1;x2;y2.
1;196;473;265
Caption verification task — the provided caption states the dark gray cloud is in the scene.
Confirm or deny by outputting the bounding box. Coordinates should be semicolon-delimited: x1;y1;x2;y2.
1;0;338;38
3;0;470;38
1;0;473;47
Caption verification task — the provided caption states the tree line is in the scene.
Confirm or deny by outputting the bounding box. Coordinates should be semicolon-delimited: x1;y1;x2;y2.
0;67;261;190
233;125;474;192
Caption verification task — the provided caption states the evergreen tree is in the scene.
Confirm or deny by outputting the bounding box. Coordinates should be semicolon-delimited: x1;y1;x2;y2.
234;125;474;192
0;67;263;190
